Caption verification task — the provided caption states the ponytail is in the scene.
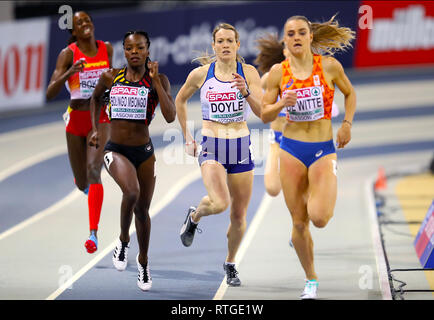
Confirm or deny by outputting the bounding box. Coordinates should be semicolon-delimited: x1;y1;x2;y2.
254;33;285;75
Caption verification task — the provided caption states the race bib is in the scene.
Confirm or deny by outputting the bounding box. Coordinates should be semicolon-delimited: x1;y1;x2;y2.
285;86;324;122
110;85;149;120
79;69;107;99
208;91;245;124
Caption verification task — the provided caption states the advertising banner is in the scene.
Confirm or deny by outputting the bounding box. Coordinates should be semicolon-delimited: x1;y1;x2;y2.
355;1;434;68
0;17;50;111
47;1;359;102
414;200;434;268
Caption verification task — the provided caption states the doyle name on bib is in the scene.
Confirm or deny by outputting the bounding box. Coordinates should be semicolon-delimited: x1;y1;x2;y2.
208;91;245;123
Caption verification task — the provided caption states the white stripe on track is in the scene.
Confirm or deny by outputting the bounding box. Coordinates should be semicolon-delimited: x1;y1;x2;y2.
0;145;71;242
0;122;64;143
0;144;66;183
213;192;272;300
0;188;81;242
45;168;202;300
0;170;107;243
364;175;393;300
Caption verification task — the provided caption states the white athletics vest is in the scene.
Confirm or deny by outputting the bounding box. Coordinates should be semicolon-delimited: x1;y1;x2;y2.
200;62;250;124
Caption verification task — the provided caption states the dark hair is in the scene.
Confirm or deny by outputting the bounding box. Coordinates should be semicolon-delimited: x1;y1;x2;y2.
122;30;151;49
122;30;152;70
254;33;285;75
67;11;93;45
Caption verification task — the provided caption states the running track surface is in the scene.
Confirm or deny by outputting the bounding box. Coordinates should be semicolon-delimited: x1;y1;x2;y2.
0;70;433;301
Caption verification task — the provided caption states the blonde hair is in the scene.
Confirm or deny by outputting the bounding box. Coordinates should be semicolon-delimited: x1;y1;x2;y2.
192;23;245;66
254;33;286;75
285;14;355;55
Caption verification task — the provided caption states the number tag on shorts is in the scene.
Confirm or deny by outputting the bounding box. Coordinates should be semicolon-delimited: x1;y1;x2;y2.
104;152;114;170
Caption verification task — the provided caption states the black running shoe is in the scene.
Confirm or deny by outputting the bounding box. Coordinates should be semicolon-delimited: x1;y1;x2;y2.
223;263;241;286
180;206;200;247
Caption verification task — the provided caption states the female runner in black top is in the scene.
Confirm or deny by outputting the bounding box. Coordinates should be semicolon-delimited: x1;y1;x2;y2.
89;30;176;291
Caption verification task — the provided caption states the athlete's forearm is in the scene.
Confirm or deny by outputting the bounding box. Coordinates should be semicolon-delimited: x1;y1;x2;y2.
262;100;285;123
153;80;176;123
46;71;71;100
245;94;262;119
90;95;102;131
342;88;356;128
175;99;194;142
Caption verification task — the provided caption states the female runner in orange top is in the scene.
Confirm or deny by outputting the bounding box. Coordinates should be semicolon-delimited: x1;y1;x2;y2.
261;15;356;299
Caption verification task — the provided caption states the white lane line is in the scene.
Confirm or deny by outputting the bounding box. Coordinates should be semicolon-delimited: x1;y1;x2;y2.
364;174;393;300
0;145;66;183
45;168;202;300
0;122;64;143
0;189;81;242
0;170;109;242
213;192;272;300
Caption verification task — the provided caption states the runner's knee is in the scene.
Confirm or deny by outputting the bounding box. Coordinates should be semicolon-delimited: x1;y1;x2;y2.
292;219;309;234
212;195;230;213
265;184;280;197
134;206;150;223
311;214;332;229
230;210;246;227
87;164;102;183
123;189;140;208
75;179;88;192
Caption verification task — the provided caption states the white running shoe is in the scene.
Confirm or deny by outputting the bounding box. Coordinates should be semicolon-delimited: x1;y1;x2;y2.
112;238;129;271
136;254;152;291
300;279;318;299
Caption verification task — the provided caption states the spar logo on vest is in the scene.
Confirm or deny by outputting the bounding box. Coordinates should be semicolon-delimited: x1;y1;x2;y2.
207;90;245;121
110;85;149;120
286;86;324;122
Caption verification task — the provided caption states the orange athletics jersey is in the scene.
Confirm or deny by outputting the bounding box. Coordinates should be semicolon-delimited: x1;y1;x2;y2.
66;40;110;100
280;55;334;122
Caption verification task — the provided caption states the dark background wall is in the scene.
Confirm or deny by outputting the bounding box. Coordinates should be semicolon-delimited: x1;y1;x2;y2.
44;1;360;102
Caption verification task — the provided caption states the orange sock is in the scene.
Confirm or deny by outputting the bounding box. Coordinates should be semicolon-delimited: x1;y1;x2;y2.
88;184;104;230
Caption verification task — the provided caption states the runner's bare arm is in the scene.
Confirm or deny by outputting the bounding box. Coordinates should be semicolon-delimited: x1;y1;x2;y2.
175;66;207;142
105;41;114;68
89;69;117;148
46;48;83;100
239;64;263;119
261;64;296;123
324;57;356;148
